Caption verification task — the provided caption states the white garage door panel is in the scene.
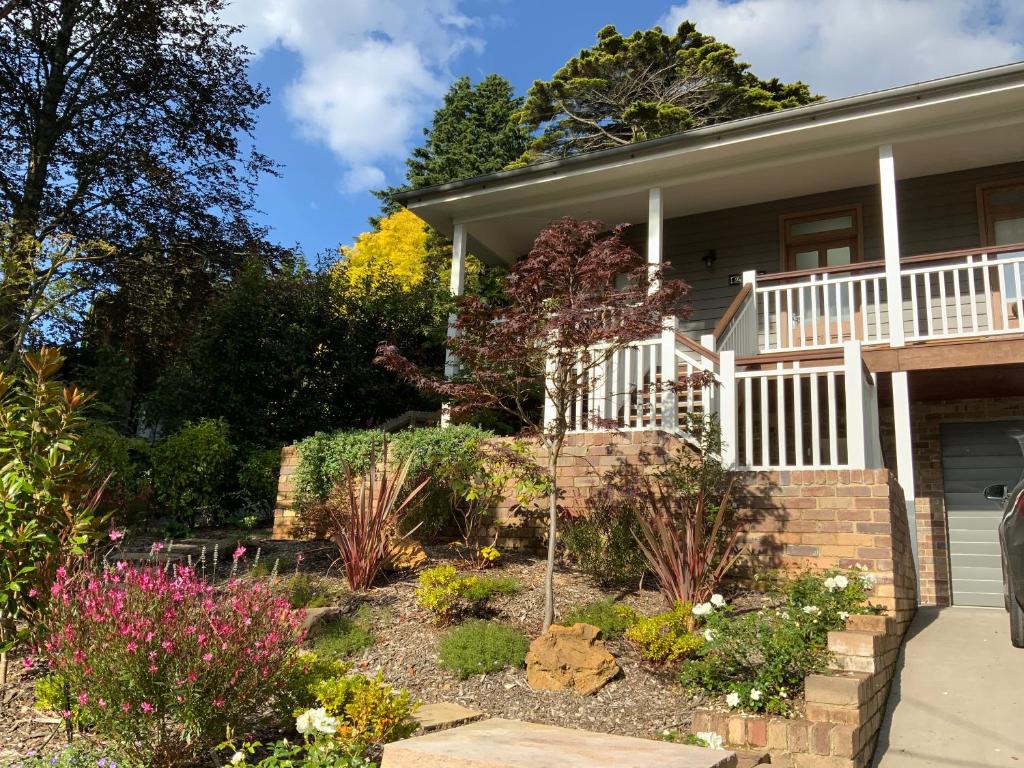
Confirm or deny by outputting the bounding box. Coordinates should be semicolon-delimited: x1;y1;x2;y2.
941;420;1024;608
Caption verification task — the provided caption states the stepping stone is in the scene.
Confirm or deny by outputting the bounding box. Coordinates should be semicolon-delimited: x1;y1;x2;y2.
381;718;737;768
735;751;769;768
415;703;486;733
302;606;344;631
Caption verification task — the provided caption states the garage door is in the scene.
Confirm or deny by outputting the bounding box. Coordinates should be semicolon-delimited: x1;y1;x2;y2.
941;420;1024;607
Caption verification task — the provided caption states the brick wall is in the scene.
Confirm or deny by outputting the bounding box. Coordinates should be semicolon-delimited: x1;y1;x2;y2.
880;396;1024;606
273;431;917;627
272;445;300;539
693;613;903;768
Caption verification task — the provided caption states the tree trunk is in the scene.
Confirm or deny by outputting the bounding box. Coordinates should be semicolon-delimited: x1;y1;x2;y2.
542;444;561;632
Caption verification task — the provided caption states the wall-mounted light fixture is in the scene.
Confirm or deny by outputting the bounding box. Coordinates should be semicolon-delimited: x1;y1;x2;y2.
703;249;717;270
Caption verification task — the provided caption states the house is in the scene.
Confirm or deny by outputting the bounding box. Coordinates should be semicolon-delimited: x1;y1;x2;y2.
392;62;1024;613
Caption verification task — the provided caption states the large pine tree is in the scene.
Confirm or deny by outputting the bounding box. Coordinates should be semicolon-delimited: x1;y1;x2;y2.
516;22;819;162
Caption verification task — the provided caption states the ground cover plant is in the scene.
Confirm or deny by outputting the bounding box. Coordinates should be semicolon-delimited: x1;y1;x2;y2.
311;606;378;659
438;620;530;679
561;598;638;639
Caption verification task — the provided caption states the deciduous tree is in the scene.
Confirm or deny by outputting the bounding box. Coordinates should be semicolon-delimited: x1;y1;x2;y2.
516;22;819;162
0;0;272;357
378;216;701;630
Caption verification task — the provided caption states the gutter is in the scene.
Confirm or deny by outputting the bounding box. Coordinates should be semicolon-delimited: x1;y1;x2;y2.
393;61;1024;206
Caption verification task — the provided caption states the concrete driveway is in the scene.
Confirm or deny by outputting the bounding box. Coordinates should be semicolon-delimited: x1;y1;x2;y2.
873;607;1024;767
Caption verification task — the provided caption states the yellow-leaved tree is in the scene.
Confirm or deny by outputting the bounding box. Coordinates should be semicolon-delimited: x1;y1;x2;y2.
334;209;429;296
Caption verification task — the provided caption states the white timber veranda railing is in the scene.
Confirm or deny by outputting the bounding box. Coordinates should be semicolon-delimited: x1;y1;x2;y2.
718;341;883;470
547;317;718;434
715;244;1024;356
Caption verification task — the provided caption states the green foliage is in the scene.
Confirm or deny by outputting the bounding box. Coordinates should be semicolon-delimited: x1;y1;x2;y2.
626;602;704;664
517;22;819;162
561;599;639;639
0;349;107;654
144;258;441;452
377;75;530;213
679;569;877;714
311;672;419;751
312;611;376;659
34;672;67;712
295;426;514;540
415;565;521;625
222;737;373;768
438;620;530;679
238;447;283;517
280;651;353;714
149;418;236;528
7;744;139;768
285;573;333;609
561;489;646;586
80;421;151;521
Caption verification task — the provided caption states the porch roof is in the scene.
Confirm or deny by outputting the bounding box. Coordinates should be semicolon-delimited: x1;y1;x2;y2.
396;62;1024;266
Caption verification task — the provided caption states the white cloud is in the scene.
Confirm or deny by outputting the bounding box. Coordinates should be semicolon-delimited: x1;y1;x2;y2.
222;0;482;192
660;0;1024;97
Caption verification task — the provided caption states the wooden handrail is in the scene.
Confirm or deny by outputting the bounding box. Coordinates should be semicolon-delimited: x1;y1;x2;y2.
675;331;720;365
712;283;753;340
899;241;1024;266
759;241;1024;285
758;259;885;283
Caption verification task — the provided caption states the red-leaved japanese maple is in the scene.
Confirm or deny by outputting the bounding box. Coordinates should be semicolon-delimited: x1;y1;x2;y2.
378;216;700;630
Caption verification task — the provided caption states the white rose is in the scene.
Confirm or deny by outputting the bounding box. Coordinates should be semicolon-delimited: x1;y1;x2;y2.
230;752;245;766
824;576;837;592
692;602;713;617
710;594;726;608
295;709;313;734
750;688;762;701
696;732;725;750
726;691;741;708
803;605;821;616
838;611;850;621
834;575;849;590
703;628;717;642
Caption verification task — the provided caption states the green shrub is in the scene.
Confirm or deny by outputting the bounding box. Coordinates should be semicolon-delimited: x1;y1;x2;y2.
311;671;419;751
0;349;108;658
293;426;500;540
415;565;521;624
279;650;353;714
312;613;376;658
438;620;530;679
561;598;639;639
285;572;333;609
80;421;151;521
561;489;646;586
678;568;878;714
237;446;282;517
150;418;236;528
626;602;703;664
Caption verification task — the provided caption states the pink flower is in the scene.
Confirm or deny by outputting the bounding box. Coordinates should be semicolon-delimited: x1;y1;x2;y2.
97;698;107;710
109;529;125;542
213;697;225;708
232;545;246;561
28;588;38;598
202;653;213;663
77;692;89;706
121;702;132;713
140;701;154;714
151;542;164;554
21;656;34;669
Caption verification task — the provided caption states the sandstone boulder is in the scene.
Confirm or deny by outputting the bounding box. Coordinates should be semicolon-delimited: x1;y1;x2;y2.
385;539;428;571
525;622;620;695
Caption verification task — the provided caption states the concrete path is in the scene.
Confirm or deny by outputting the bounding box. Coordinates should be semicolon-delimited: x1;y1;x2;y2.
874;607;1024;767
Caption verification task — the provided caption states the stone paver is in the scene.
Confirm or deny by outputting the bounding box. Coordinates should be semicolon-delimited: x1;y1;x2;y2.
873;607;1024;767
414;702;486;732
381;717;737;768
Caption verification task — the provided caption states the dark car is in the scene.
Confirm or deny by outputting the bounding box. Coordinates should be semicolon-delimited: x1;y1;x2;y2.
986;478;1024;647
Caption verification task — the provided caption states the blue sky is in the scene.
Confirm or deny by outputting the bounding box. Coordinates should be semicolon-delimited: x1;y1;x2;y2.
227;0;1024;262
